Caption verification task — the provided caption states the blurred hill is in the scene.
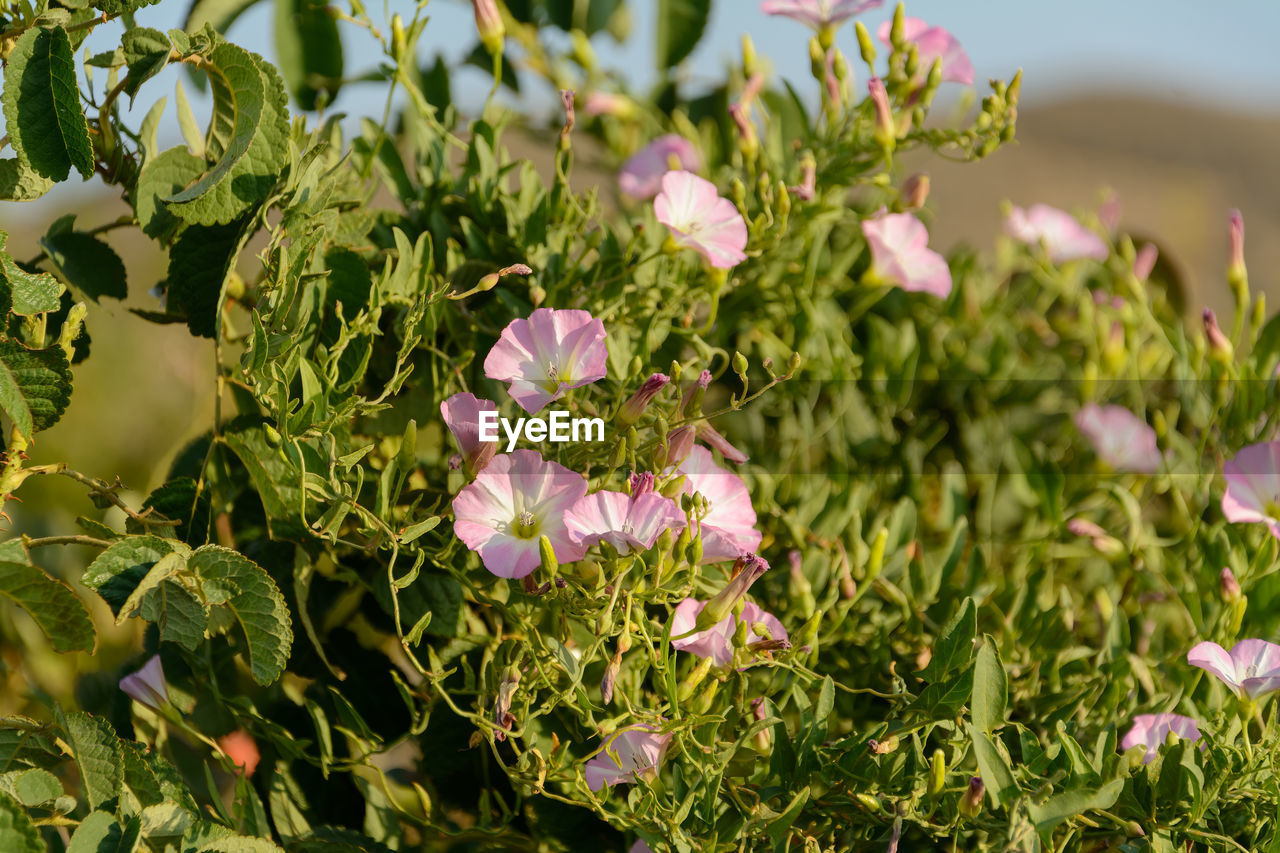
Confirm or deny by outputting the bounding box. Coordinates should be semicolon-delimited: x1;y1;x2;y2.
7;92;1277;543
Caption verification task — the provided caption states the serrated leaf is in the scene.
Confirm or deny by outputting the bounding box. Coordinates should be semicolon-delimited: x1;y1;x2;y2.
142;580;208;650
655;0;710;71
174;79;206;158
83;535;179;614
197;837;285;853
1;26;95;181
121;27;170;97
0;159;55;201
190;546;293;685
135;146;206;241
274;0;343;111
116;551;188;624
0;340;72;438
93;0;162;13
971;636;1008;733
0;558;95;652
136;477;212;545
40;232;128;301
61;712;124;811
1;231;65;315
165;44;289;225
0;791;42;853
12;768;61;806
166;217;250;338
68;810;141;853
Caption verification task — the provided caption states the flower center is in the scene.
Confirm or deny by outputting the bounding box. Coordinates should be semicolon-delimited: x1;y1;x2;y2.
1267;500;1280;520
542;363;569;393
513;510;539;539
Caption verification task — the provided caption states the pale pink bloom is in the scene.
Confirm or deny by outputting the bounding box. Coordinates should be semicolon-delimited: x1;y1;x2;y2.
876;18;973;84
484;308;608;414
219;730;261;777
1134;242;1159;280
1005;204;1108;264
1187;639;1280;699
1120;714;1201;765
654;171;748;269
583;91;633;118
564;489;686;554
671;598;787;667
441;392;498;474
619;135;702;200
452;450;588;579
1073;404;1162;474
584;726;671;791
629;843;654;853
119;655;169;711
1221;441;1280;540
861;212;952;298
677;446;761;563
760;0;883;30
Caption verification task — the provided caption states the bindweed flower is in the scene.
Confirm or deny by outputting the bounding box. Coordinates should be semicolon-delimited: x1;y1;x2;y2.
441;392;498;475
484;308;608;414
618;373;669;426
861;211;952;298
663;425;697;469
1134;242;1159;280
564;488;686;554
472;0;504;54
219;729;261;777
654;171;749;269
120;655;169;711
629;843;654;853
1073;404;1162;474
452;450;588;579
671;597;787;667
694;553;770;631
959;777;984;818
1187;639;1280;700
619;135;702;200
1005;204;1108;264
677;446;762;563
1221;441;1280;540
1121;713;1201;765
584;726;671;791
760;0;883;31
697;423;749;464
876;18;974;84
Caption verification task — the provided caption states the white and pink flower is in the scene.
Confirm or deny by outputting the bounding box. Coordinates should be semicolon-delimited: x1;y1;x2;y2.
877;18;974;85
654;171;748;270
1073;404;1162;474
1187;639;1280;700
677;446;761;563
620;135;701;200
584;726;671;791
671;597;787;667
1005;204;1108;264
441;392;498;474
119;655;169;711
760;0;882;30
861;212;952;298
483;308;608;414
1221;441;1280;540
452;450;588;579
565;487;686;555
1120;713;1201;765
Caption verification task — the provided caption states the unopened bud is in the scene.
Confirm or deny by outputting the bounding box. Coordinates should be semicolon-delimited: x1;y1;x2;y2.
391;14;407;61
696;554;769;629
928;749;946;796
1228;209;1246;282
752;697;771;751
473;0;504;54
662;426;695;469
618;373;669;426
902;173;929;209
868;77;895;150
681;369;712;416
1203;308;1233;361
809;37;825;79
558;89;575;151
959;776;984;818
1133;242;1158;281
741;34;758;77
854;21;876;66
866;527;887;582
600;649;621;704
539;535;559;576
1220;567;1241;602
728;102;758;161
678;656;714;700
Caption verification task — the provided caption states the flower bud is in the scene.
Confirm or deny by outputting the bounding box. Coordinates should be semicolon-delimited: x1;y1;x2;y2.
628;471;656;497
729;102;758;161
790;152;816;202
867;77;895;150
1203;308;1233;361
538;535;559;577
391;13;407;62
695;554;769;631
928;749;946;797
494;666;520;741
1067;518;1125;559
866;527;887;582
854;21;876;66
788;551;816;618
902;173;929;210
741;34;758;78
600;648;622;704
1220;567;1241;602
473;0;504;55
681;369;712;417
119;655;169;712
662;426;695;469
618;373;669;426
809;36;825;79
959;776;984;818
1133;242;1158;281
1228;209;1246;284
752;697;771;752
677;656;714;701
558;89;575;152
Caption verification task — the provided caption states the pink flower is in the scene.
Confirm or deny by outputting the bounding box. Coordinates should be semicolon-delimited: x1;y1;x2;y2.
219;730;261;777
1134;242;1159;280
876;18;973;84
441;392;498;474
671;597;787;667
1187;639;1280;700
629;843;655;853
1005;204;1108;264
483;309;608;414
1120;714;1201;765
119;655;169;711
583;91;634;119
619;135;702;200
760;0;883;30
564;489;686;555
654;171;748;269
861;212;952;298
452;450;588;579
1073;404;1162;474
584;726;671;791
1221;441;1280;540
618;373;669;426
677;446;761;563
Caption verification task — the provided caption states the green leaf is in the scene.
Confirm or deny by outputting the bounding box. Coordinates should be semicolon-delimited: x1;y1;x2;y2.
1;26;95;181
68;810;139;853
136;477;212;546
0;792;42;853
196;836;285;852
144;580;209;651
1;232;65;315
185;0;262;39
221;420;315;534
121;27;171;97
116;551;188;624
971;636;1008;733
93;0;163;13
40;231;128;301
921;596;976;682
0;159;55;201
655;0;710;71
60;711;124;811
0;558;95;652
189;546;293;685
274;0;344;111
165;44;289;225
1026;778;1124;835
968;725;1019;808
166;218;250;338
83;535;180;614
135;147;206;241
12;768;61;806
0;341;72;439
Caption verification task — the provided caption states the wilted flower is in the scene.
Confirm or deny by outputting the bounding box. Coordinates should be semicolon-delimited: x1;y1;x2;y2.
484;308;608;414
219;729;261;777
677;446;762;563
861;211;952;298
1120;713;1202;765
1187;639;1280;700
671;597;787;667
119;655;169;711
564;488;686;554
620;135;702;200
1134;242;1159;280
584;726;671;791
1073;404;1162;474
452;450;588;579
441;392;498;475
494;668;520;741
876;18;974;84
1221;441;1280;540
654;171;749;269
760;0;883;30
697;423;749;464
694;553;770;631
1005;204;1108;263
618;373;669;426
